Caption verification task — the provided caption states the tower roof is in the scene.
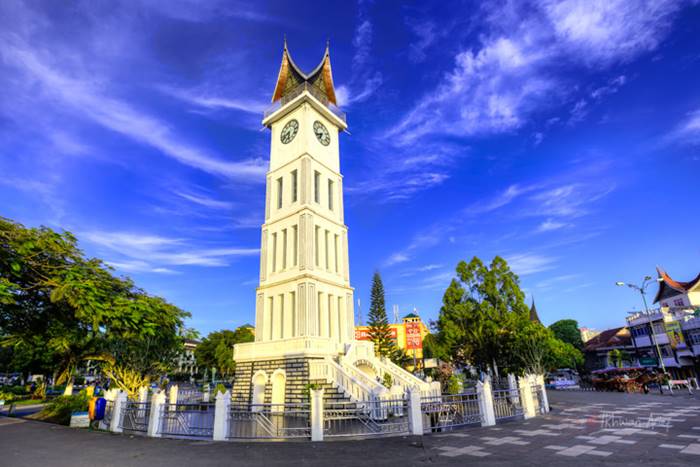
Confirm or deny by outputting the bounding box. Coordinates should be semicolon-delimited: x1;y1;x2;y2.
653;266;700;303
271;40;337;105
529;299;541;324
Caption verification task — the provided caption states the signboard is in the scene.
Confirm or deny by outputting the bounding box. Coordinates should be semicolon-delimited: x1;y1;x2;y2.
355;327;397;341
405;321;423;350
423;358;438;369
69;411;90;428
639;357;658;366
665;321;685;349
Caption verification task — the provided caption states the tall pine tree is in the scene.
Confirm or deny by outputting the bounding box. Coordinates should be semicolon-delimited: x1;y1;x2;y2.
367;271;395;357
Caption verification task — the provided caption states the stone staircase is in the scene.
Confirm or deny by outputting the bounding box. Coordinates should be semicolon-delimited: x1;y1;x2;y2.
310;380;355;406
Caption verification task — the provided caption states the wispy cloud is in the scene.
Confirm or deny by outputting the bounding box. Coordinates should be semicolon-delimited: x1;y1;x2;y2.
505;252;557;276
665;108;700;146
174;190;235;210
463;183;541;216
535;273;579;289
106;260;178;275
386;0;684;145
83;231;258;271
335;3;383;106
406;18;439;63
0;39;266;181
384;253;410;267
158;85;267;115
536;219;569;232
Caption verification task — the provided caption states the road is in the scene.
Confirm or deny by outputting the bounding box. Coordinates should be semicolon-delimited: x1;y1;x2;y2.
1;390;699;466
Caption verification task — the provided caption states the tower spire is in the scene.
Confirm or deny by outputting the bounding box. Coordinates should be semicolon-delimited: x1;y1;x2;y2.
271;40;337;105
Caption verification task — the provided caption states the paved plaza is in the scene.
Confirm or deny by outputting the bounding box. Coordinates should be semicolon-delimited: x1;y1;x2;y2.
2;390;700;466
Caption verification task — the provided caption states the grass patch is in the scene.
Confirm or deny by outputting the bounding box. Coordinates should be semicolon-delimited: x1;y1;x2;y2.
27;393;88;425
12;399;45;406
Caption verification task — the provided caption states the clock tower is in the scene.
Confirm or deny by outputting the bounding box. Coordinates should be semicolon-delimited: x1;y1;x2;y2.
232;42;427;407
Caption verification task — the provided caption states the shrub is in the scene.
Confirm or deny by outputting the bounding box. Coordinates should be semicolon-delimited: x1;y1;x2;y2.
382;373;393;389
29;391;89;425
447;375;462;395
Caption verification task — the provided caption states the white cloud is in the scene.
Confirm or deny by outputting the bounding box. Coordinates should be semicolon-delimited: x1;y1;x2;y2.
541;0;681;65
384;253;410;267
407;19;439;63
0;39;266;181
526;183;615;219
667;108;700;146
536;219;569;232
105;260;178;275
159;86;267;115
536;273;579;289
506;253;557;275
175;191;235;210
83;231;258;268
335;6;383;107
387;0;685;145
463;183;541;215
335;72;383;106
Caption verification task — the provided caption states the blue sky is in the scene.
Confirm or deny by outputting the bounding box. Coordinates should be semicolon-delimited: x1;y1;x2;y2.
1;0;699;335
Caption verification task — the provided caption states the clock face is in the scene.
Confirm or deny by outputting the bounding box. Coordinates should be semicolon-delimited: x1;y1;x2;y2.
280;119;299;144
313;120;331;146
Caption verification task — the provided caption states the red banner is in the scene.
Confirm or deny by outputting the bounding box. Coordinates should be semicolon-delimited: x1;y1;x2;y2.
405;321;423;350
355;327;397;341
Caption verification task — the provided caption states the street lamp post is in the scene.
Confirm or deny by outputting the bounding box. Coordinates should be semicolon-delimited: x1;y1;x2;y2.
616;276;667;375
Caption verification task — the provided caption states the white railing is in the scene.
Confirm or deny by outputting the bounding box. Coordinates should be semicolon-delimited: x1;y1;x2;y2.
377;357;433;395
310;358;386;402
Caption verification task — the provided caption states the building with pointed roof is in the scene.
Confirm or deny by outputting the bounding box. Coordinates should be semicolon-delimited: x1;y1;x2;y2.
583;326;635;372
529;299;541;324
653;266;700;308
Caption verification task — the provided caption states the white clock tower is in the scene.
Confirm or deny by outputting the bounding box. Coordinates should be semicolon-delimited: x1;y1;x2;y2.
232;42;427;406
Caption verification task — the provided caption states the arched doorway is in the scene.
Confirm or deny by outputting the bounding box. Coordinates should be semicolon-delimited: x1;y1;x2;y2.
355;359;378;380
251;370;267;412
270;369;286;413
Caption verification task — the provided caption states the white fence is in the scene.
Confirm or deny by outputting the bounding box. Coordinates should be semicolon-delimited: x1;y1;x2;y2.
99;374;548;441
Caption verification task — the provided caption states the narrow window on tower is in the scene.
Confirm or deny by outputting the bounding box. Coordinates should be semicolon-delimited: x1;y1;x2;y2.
268;296;274;341
290;291;296;337
325;230;330;270
282;228;288;270
328;180;334;210
328;294;333;338
271;232;277;272
292;224;298;266
317;292;323;336
337;296;343;339
291;169;298;203
334;234;339;273
278;294;285;339
315;226;320;267
314;171;320;203
277;177;283;209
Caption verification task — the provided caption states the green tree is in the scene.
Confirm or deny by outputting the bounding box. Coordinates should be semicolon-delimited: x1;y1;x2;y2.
0;216;189;396
366;272;395;358
549;319;584;350
434;256;584;376
435;257;529;375
195;326;254;378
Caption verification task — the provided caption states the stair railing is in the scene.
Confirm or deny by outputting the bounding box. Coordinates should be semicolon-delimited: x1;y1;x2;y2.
377;357;434;396
310;358;387;405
